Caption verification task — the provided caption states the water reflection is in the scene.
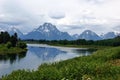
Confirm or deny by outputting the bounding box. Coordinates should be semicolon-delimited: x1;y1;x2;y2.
72;49;95;56
28;46;67;61
0;44;95;77
0;53;26;64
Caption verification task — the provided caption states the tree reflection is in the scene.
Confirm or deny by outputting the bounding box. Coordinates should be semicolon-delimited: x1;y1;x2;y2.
72;49;96;56
0;52;27;64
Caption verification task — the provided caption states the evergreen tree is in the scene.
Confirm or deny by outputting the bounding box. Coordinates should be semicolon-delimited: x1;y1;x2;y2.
0;32;4;43
0;32;10;44
10;33;18;47
3;32;10;44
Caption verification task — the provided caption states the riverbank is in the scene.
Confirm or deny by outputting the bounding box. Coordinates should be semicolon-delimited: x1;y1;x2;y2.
1;46;120;80
0;44;27;55
26;41;112;50
49;44;112;50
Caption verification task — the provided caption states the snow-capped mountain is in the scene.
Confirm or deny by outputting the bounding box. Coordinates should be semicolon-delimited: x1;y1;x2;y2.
78;30;102;40
7;27;23;37
0;24;23;38
116;33;120;36
0;23;119;40
101;32;117;39
0;28;6;32
72;34;79;40
22;23;73;40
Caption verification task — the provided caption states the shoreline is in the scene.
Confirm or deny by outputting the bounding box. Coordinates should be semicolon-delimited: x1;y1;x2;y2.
2;45;120;79
0;47;27;55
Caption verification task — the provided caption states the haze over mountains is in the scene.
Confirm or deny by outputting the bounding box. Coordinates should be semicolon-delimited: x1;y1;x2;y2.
0;23;119;40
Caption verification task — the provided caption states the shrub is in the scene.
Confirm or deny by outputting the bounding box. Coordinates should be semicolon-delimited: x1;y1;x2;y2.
17;42;27;49
6;42;12;49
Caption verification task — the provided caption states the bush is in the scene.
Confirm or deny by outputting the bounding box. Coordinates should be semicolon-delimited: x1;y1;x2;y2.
17;42;27;49
6;42;12;49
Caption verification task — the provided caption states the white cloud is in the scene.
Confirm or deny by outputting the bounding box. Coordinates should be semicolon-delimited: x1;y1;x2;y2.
49;11;65;19
0;0;120;34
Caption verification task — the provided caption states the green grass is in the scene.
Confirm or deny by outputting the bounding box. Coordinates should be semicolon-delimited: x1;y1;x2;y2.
0;44;27;55
50;44;112;50
1;46;120;80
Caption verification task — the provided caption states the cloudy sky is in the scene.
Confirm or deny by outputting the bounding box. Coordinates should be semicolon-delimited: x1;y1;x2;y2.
0;0;120;35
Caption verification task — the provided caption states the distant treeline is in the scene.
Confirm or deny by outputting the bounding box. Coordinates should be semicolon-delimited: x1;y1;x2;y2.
0;32;26;49
25;36;120;47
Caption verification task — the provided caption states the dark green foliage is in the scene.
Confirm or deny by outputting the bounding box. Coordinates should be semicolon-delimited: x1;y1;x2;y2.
0;32;27;55
0;32;10;44
0;32;18;47
17;42;27;49
24;36;120;47
6;42;12;49
10;33;18;47
4;32;10;44
2;47;120;80
0;32;27;49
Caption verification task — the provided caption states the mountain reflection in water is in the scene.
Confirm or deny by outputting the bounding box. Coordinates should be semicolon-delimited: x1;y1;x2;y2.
0;44;95;77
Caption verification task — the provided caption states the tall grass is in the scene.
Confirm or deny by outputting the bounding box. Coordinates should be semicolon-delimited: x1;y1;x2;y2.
2;47;120;80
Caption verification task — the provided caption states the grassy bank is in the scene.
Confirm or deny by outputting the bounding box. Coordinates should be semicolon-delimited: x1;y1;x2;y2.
0;44;27;55
1;46;120;80
49;44;112;50
26;41;112;50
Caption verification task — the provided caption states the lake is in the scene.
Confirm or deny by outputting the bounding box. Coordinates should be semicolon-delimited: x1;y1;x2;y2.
0;44;95;77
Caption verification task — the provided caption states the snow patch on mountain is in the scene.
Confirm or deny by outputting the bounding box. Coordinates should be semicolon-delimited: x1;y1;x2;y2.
0;24;23;38
22;23;73;40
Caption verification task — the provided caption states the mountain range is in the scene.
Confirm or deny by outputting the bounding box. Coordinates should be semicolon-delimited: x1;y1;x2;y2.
78;30;102;40
0;23;119;40
100;32;117;39
0;24;23;38
21;23;72;40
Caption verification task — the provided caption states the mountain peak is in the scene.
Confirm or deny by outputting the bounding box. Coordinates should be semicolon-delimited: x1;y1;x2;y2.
107;32;115;34
23;22;72;40
72;34;79;40
7;27;23;37
8;26;17;32
78;30;102;40
0;25;23;37
35;23;58;33
43;23;53;27
83;30;95;35
0;28;5;32
101;32;116;39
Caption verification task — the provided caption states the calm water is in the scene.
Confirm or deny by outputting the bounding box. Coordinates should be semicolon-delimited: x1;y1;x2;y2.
0;44;94;77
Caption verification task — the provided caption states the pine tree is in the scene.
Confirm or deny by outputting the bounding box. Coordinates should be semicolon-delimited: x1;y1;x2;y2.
10;33;18;47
